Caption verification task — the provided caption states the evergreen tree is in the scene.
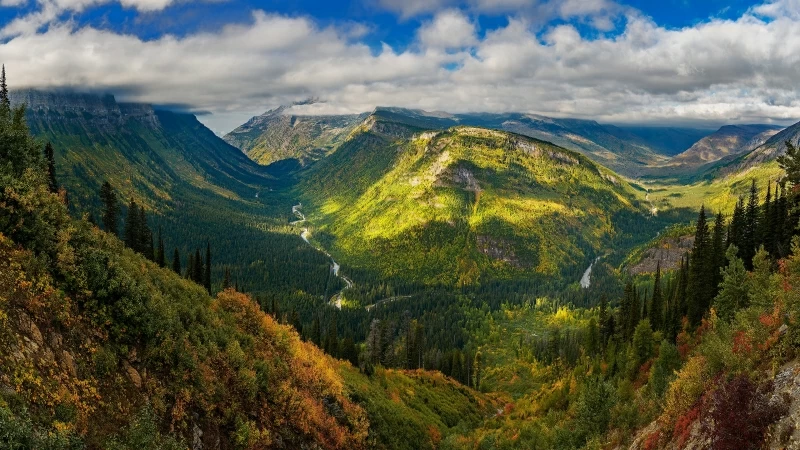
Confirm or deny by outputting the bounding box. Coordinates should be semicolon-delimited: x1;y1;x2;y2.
156;227;165;267
728;197;745;252
620;282;634;340
598;294;609;349
743;180;759;269
341;335;358;367
687;206;711;327
193;248;203;283
778;141;800;187
474;351;483;390
714;245;750;322
186;252;194;279
123;199;140;251
44;142;58;194
760;182;774;255
0;65;8;112
310;316;322;347
324;316;338;356
99;181;120;236
204;242;212;294
650;340;681;398
649;263;663;331
774;185;787;257
222;268;231;290
632;319;654;366
709;211;726;296
137;206;152;259
630;285;641;340
172;248;181;274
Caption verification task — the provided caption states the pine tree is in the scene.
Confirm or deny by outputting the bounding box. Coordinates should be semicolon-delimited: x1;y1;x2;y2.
709;211;726;296
124;199;140;251
0;65;9;113
778;141;800;187
222;268;231;290
649;263;663;331
193;248;203;283
156;227;165;267
186;252;194;279
687;206;711;327
714;245;750;322
620;282;633;340
760;182;774;255
99;181;120;236
204;242;212;294
630;286;641;339
324;316;338;356
137;207;152;259
172;248;181;274
743;180;760;269
44;142;58;194
774;185;787;257
728;197;745;252
598;294;609;349
311;316;322;347
474;351;483;390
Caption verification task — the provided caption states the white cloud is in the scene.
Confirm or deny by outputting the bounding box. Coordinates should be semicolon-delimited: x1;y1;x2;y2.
418;9;477;49
1;2;800;134
752;0;800;19
0;0;219;37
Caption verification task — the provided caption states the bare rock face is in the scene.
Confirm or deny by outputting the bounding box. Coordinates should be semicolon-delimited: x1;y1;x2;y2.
10;89;160;132
767;361;800;449
629;235;694;275
476;235;522;268
123;360;143;388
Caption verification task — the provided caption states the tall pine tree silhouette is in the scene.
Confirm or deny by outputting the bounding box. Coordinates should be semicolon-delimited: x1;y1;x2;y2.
650;263;663;331
156;227;165;267
687;206;710;327
204;242;212;294
0;65;9;113
99;181;119;236
172;247;181;274
44;142;58;194
743;180;759;269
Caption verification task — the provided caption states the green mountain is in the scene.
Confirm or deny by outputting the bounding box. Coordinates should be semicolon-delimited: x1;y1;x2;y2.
224;104;367;166
11;90;338;308
298;111;680;290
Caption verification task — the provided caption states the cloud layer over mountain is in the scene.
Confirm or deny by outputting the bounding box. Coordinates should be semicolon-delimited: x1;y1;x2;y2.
0;0;799;133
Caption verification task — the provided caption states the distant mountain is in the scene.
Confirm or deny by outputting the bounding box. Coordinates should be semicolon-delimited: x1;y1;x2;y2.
613;126;715;156
692;119;800;180
227;106;718;177
224;105;367;166
298;110;684;287
669;124;783;167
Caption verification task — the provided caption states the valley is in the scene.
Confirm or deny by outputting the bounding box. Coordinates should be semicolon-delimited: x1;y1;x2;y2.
4;85;800;450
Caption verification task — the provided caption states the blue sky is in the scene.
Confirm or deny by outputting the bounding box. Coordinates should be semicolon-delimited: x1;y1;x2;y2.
0;0;798;133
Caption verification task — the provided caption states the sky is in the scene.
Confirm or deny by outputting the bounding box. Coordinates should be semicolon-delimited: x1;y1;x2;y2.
0;0;799;134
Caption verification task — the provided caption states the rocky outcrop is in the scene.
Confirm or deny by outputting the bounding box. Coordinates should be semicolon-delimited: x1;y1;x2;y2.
10;89;160;132
629;235;694;275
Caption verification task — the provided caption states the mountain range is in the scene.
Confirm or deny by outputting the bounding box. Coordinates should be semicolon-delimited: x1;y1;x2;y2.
6;88;800;450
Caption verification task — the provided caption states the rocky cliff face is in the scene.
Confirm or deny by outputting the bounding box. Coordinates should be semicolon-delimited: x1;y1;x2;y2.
10;90;160;132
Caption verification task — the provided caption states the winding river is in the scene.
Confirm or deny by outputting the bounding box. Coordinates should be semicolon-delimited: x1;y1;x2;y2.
292;204;352;309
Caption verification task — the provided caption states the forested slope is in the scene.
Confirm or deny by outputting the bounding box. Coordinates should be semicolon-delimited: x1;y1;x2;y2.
300;112;683;289
0;91;495;449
